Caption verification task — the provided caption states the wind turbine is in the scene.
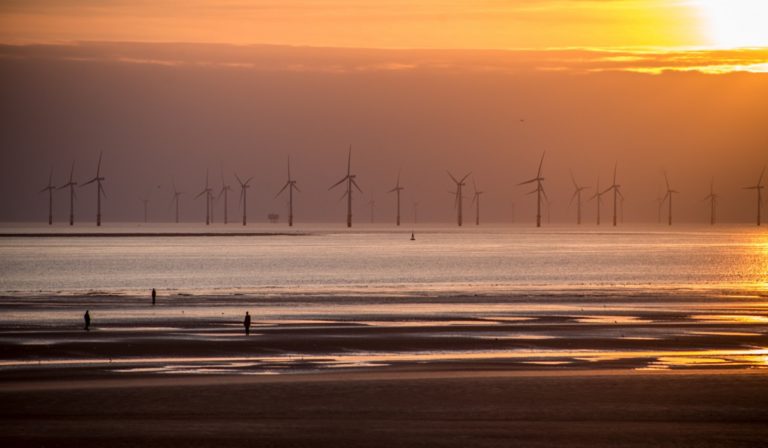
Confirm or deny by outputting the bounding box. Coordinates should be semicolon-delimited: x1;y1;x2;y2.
39;167;55;225
195;169;213;225
569;170;589;225
601;164;623;227
518;152;546;227
170;180;183;224
217;171;232;225
472;179;484;226
448;171;471;226
328;146;362;228
744;166;765;226
275;156;300;226
589;176;604;225
662;172;679;226
387;170;405;226
236;173;253;226
703;178;718;225
58;162;78;226
81;151;106;226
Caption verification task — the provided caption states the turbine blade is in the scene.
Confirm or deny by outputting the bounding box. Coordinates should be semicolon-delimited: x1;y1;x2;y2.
293;183;301;193
96;151;103;177
569;190;578;206
537;152;545;177
287;155;292;181
81;177;97;187
275;182;290;198
99;184;107;198
235;173;244;186
759;166;766;185
446;171;459;184
352;178;363;193
518;178;538;186
328;176;349;190
460;172;472;183
664;171;671;191
347;145;352;176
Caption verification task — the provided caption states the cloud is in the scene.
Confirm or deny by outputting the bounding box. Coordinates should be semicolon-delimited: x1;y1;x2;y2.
1;41;767;75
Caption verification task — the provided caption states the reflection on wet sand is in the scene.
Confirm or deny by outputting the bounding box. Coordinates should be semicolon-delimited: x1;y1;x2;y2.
0;294;766;378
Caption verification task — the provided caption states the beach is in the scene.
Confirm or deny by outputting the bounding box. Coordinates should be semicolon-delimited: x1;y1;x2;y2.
1;292;767;446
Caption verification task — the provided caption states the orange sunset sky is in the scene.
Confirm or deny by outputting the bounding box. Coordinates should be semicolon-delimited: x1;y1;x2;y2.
1;1;767;223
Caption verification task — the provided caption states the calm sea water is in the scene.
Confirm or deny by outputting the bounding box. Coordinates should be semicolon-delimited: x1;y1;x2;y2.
1;223;766;297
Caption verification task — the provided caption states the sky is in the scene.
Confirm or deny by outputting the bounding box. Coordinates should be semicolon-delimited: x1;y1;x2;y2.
1;1;767;224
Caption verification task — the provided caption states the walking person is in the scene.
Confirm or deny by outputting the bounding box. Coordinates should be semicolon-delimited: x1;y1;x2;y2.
243;311;251;336
151;288;156;305
84;310;91;331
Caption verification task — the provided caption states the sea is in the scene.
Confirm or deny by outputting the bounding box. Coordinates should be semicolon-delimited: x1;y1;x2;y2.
1;223;766;298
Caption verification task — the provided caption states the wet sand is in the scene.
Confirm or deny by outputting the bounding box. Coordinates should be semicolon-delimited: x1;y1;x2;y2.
1;293;767;446
2;370;768;447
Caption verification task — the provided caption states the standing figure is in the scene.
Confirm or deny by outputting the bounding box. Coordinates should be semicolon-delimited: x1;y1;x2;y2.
243;311;251;336
152;288;156;305
84;310;91;331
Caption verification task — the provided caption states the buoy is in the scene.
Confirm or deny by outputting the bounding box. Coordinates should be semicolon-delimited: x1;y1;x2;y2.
410;232;415;241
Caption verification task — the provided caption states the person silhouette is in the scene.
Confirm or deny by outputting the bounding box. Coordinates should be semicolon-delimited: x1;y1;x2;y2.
243;311;251;336
152;288;156;305
84;310;91;331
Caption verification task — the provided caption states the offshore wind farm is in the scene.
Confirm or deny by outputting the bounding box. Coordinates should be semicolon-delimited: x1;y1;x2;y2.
2;1;768;447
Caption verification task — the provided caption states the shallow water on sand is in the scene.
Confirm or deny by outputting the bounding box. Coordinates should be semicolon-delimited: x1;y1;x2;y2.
1;223;767;297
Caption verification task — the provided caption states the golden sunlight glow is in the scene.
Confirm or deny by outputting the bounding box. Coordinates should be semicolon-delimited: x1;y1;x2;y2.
698;0;768;48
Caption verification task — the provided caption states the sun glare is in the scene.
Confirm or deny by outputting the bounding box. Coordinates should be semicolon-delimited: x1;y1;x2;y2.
698;0;768;48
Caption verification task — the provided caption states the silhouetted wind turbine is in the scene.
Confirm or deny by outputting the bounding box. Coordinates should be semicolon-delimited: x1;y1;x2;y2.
589;176;604;225
217;171;231;225
236;173;253;226
601;164;623;227
448;171;471;226
703;178;718;225
57;162;78;226
569;170;589;225
662;172;679;226
39;167;55;225
387;170;405;226
170;180;183;224
329;146;362;228
195;170;213;225
744;166;765;226
81;151;106;226
472;179;484;226
275;156;299;226
518;152;546;227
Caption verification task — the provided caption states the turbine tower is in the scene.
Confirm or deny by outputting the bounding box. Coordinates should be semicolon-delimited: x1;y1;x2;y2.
275;156;300;226
39;167;55;225
601;164;623;227
518;152;546;227
329;146;362;228
744;166;765;226
236;174;253;226
218;171;231;225
195;170;213;225
81;151;106;226
57;161;78;226
387;170;405;226
589;176;604;225
703;179;718;225
569;170;589;225
448;172;471;226
472;179;484;226
662;172;679;226
170;180;183;224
